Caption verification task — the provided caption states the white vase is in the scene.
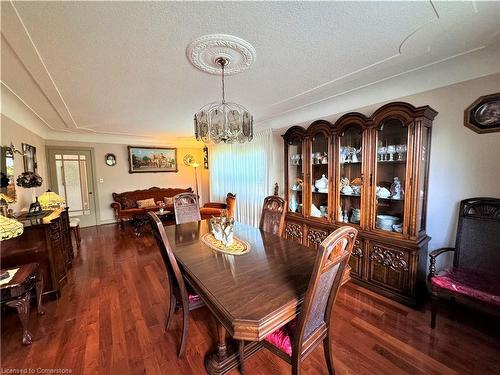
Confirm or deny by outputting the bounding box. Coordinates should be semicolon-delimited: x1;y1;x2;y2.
289;193;298;212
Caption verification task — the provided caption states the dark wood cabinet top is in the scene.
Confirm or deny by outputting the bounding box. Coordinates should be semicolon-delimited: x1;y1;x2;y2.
14;208;65;227
163;220;318;340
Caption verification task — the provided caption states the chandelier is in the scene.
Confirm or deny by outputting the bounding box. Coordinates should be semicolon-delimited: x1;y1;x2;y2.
194;57;253;144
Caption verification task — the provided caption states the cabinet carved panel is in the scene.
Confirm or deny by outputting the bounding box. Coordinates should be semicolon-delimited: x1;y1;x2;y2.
284;222;303;244
369;245;408;271
368;243;410;294
306;227;329;249
348;239;364;278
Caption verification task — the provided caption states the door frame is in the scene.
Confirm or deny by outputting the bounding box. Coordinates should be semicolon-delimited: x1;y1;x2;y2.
45;146;101;226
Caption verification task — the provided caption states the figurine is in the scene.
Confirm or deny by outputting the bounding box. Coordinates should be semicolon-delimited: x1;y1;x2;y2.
273;182;279;196
390;177;404;200
340;176;354;195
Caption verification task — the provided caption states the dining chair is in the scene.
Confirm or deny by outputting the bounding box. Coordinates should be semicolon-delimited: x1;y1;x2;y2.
173;192;201;224
259;196;287;236
148;212;205;357
259;226;357;375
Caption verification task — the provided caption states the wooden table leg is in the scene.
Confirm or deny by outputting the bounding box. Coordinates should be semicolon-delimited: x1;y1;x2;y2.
204;321;262;375
35;271;45;315
7;292;33;345
217;322;228;359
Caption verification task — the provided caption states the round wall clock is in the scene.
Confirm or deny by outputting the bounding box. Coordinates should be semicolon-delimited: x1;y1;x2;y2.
183;154;195;166
105;153;117;166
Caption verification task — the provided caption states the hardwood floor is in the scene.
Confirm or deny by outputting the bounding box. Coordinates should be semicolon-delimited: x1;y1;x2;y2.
1;224;499;374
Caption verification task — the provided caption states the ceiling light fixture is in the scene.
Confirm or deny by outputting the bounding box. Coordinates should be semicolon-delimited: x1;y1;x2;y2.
194;58;253;144
188;34;256;144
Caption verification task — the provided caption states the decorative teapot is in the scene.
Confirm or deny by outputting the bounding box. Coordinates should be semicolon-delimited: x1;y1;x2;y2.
314;174;328;192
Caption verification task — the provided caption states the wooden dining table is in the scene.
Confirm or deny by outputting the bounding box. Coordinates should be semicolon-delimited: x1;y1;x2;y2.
163;219;349;374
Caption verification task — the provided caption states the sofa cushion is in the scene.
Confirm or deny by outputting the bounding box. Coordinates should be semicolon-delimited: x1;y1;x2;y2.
431;268;500;306
264;318;297;356
137;198;156;208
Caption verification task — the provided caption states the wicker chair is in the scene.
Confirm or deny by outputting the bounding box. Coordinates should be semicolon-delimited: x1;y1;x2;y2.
255;226;358;375
259;196;287;236
148;212;205;357
428;197;500;329
173;193;201;225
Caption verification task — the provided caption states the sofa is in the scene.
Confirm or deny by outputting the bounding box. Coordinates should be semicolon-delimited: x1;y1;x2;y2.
111;186;193;228
200;193;236;219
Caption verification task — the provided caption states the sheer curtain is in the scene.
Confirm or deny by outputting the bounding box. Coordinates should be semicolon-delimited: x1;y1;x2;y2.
209;129;272;227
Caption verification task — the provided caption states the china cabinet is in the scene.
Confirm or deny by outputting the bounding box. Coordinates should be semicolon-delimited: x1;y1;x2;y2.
282;102;437;306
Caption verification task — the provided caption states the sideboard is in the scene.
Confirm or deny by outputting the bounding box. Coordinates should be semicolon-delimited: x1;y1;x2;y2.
282;102;437;306
0;208;73;298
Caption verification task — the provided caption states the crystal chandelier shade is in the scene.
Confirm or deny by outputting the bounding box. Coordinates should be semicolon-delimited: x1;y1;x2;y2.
194;58;253;144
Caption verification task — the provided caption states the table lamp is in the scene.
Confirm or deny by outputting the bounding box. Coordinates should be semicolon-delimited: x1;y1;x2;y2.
0;215;23;241
0;215;24;280
0;193;14;216
38;190;65;210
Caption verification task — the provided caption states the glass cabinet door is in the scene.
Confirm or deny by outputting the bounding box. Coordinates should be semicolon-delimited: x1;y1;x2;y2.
374;119;408;234
310;133;329;219
287;140;303;214
338;126;363;225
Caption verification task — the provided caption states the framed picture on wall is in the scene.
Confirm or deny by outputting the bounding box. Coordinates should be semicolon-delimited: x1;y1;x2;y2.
464;93;500;134
22;143;37;173
127;146;178;173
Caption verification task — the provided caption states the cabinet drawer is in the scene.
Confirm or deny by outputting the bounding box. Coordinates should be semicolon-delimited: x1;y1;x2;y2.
284;221;304;244
367;242;410;294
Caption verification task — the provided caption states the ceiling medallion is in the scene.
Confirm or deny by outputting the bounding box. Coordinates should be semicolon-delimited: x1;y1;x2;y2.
187;34;256;76
189;35;255;144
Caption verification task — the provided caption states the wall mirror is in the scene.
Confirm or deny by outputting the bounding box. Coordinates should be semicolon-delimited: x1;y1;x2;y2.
22;143;37;173
0;146;16;201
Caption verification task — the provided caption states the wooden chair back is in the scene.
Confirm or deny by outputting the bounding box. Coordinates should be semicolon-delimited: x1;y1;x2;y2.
173;193;201;224
454;198;500;278
293;226;357;356
225;193;237;218
148;212;189;311
259;196;287;236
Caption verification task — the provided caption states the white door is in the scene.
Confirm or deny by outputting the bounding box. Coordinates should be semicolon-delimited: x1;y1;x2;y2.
47;149;97;227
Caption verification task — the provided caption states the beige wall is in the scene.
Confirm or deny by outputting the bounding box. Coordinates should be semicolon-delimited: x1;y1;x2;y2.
274;73;500;269
45;140;209;224
0;114;48;212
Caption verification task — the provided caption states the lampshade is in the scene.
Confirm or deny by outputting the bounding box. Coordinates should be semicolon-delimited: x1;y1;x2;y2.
0;215;23;241
0;193;14;204
38;191;65;209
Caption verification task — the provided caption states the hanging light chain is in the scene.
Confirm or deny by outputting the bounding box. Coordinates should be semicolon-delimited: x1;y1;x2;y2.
218;58;226;104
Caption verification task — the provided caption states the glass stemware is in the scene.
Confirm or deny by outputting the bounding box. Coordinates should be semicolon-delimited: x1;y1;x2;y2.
395;144;404;160
378;147;387;161
387;145;396;161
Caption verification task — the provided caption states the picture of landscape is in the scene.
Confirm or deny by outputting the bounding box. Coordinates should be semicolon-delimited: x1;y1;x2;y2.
128;146;177;173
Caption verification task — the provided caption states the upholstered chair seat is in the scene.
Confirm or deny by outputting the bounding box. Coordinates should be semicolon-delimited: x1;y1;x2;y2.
264;319;297;356
187;293;202;304
431;268;500;306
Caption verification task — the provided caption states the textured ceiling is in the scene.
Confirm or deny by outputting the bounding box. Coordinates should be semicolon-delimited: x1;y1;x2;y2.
1;1;499;143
